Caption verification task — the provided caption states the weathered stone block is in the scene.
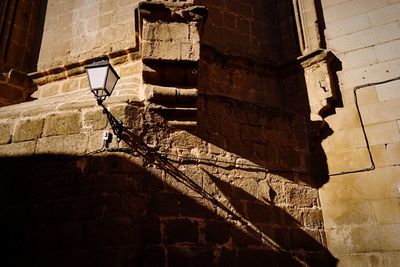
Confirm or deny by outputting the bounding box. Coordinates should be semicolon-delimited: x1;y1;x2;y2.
267;179;286;204
61;78;79;93
303;208;324;228
169;131;205;150
83;109;108;131
44;112;81;137
371;198;400;224
57;100;95;111
325;107;360;131
323;1;386;24
163;169;202;197
365;121;400;146
180;198;217;219
370;142;400;167
324;127;367;152
231;178;258;199
326;224;400;254
0;121;12;144
329;22;400;53
368;4;400;26
143;22;190;42
336;254;373;267
325;13;369;39
79;76;90;90
38;82;61;98
36;133;88;154
13;118;44;142
142;40;180;60
322;202;375;229
0;141;36;156
339;46;377;70
359;98;400;125
181;42;200;61
288;228;323;250
376;79;400;102
285;184;318;207
375;38;400;62
87;131;105;152
320;167;400;209
326;147;372;174
109;105;127;121
141;20;200;61
246;201;280;224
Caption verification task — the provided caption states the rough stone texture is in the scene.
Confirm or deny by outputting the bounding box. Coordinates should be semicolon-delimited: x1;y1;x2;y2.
0;140;37;156
37;0;140;70
194;0;280;63
0;102;335;266
43;112;81;137
2;0;399;266
83;109;108;131
37;133;89;155
13;118;44;142
142;22;200;61
0;121;12;144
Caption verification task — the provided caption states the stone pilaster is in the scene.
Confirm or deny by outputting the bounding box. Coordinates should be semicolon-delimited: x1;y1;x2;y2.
136;1;207;130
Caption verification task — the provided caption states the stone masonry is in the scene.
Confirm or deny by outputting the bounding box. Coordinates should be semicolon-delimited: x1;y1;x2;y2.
318;1;400;266
0;0;399;266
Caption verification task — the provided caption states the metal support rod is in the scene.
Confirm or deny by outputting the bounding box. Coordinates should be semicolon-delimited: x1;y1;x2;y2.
99;102;123;142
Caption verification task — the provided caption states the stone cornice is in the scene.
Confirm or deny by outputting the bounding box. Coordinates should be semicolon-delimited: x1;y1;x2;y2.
29;47;140;86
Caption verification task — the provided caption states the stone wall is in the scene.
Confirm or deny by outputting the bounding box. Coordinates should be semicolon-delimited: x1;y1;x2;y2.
0;0;338;266
194;0;280;64
0;0;46;106
0;99;335;266
318;0;400;265
37;0;141;71
0;0;46;73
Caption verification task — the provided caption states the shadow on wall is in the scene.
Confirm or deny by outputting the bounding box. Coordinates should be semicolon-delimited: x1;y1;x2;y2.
0;0;47;106
193;0;344;189
195;47;337;189
0;0;47;73
0;0;340;266
0;151;336;267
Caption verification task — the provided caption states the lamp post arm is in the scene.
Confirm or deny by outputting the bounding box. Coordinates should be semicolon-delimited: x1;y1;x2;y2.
100;103;124;142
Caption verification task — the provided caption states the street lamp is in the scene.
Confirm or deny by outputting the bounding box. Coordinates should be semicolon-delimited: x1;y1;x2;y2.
85;59;120;104
85;59;123;142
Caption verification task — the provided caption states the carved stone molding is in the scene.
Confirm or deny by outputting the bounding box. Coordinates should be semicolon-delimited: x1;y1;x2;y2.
300;50;337;120
292;0;325;55
0;69;33;107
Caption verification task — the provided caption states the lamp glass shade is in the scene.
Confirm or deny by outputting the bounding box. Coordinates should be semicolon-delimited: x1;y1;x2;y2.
87;66;108;91
105;67;119;96
85;60;120;100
